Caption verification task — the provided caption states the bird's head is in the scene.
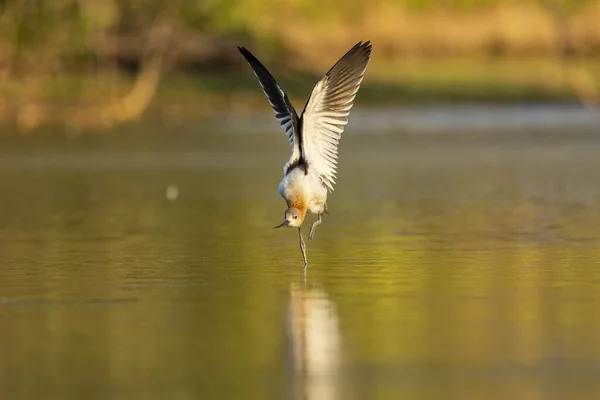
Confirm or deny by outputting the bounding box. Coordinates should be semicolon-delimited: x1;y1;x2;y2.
274;207;305;228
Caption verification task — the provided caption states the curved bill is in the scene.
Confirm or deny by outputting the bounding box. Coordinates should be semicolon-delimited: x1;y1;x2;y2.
273;220;290;229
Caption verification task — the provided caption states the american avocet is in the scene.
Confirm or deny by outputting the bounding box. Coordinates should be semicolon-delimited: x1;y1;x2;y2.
238;41;372;268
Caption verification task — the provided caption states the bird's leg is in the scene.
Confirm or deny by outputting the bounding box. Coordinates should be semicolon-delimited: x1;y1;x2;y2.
298;227;308;268
324;202;329;214
308;213;322;240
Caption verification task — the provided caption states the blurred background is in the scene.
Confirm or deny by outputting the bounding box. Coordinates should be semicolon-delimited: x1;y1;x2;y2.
0;0;598;132
2;1;600;400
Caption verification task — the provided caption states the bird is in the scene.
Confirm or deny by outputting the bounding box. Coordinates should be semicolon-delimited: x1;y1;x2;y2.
237;41;372;268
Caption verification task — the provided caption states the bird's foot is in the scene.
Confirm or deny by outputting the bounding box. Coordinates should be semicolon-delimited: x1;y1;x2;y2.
301;262;308;281
298;227;309;264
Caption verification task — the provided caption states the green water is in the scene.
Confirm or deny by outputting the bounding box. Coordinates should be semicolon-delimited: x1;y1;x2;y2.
1;128;600;399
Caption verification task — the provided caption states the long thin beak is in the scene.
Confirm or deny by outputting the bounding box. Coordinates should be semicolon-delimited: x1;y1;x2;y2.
273;220;289;229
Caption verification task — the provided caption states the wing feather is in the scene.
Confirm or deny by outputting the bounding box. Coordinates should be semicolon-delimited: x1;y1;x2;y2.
299;41;372;192
238;46;301;163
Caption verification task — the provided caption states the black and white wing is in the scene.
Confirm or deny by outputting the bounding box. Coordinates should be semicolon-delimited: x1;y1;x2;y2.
300;41;372;192
238;46;301;164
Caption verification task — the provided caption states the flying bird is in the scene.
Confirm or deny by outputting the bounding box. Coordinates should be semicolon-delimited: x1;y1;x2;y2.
238;41;372;268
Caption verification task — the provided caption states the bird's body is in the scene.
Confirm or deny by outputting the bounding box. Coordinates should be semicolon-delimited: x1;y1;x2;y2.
278;167;327;216
238;41;372;269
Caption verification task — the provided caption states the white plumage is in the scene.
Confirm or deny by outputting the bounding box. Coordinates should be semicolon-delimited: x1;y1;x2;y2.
238;41;372;268
302;64;367;192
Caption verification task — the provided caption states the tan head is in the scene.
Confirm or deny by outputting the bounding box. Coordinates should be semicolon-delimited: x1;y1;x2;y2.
274;207;306;229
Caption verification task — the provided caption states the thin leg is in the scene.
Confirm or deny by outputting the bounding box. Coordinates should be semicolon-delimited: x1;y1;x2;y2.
308;213;322;240
298;228;308;268
301;263;307;282
324;202;329;214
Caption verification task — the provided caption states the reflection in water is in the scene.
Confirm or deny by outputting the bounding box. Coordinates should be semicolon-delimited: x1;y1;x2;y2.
286;283;341;400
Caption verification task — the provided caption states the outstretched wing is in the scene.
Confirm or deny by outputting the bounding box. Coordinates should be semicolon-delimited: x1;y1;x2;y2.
238;46;301;163
300;41;372;192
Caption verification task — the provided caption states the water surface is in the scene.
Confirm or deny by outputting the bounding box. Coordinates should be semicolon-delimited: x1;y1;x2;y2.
1;121;600;399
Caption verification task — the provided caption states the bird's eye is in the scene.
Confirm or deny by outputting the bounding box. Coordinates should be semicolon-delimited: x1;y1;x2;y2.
294;216;298;219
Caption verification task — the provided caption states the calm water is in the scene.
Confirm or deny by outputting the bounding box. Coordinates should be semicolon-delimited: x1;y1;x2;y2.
1;122;600;399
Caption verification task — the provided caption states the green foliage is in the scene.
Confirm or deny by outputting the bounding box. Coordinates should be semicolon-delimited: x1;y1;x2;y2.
0;0;597;131
1;0;598;64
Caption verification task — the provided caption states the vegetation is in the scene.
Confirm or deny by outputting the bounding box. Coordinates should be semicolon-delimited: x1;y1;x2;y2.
0;0;598;132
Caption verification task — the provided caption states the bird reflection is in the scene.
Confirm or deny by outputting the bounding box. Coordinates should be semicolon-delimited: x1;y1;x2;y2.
286;282;341;400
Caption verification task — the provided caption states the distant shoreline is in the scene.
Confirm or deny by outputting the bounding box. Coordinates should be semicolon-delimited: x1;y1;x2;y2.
2;55;598;133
